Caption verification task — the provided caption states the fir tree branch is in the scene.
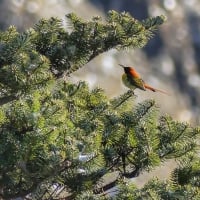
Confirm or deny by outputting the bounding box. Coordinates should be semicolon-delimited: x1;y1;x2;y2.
0;95;17;106
1;9;200;200
111;90;135;109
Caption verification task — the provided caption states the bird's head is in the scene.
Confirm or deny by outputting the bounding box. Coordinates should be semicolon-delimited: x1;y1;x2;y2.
119;64;131;73
118;64;140;78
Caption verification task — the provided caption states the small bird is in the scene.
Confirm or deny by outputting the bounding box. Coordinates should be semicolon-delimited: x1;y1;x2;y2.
119;64;169;95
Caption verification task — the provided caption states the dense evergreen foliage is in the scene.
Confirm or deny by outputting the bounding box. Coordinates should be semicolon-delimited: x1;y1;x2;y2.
0;10;199;199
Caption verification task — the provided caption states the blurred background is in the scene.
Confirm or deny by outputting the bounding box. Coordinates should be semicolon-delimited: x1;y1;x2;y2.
1;0;200;187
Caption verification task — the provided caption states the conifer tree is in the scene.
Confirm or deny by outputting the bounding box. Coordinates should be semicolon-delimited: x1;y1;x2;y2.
0;10;199;199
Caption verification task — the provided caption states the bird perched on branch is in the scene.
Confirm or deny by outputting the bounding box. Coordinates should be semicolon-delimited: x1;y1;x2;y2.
119;64;169;95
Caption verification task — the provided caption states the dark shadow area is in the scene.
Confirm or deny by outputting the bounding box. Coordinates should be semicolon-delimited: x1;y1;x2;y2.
187;12;200;73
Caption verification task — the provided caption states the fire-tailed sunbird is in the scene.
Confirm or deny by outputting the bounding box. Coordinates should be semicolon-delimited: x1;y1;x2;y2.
119;64;169;95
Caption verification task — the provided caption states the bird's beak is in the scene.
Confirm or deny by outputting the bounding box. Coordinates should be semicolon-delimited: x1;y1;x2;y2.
118;64;126;68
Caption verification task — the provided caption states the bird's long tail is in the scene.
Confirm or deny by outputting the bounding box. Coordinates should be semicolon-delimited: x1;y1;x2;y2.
144;84;170;95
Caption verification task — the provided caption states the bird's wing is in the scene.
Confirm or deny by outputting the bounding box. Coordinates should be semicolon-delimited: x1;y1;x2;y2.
127;74;146;91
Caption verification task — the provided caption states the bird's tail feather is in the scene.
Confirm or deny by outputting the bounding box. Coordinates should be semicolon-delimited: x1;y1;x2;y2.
144;84;170;95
